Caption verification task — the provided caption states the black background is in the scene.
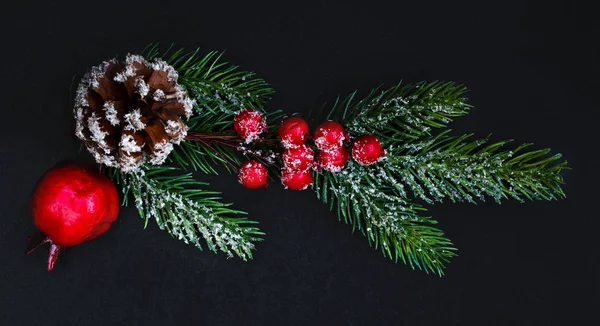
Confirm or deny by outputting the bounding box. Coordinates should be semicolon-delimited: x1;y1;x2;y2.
1;0;598;325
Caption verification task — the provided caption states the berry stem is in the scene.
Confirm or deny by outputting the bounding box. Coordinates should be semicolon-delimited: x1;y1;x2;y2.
186;131;280;145
185;131;283;169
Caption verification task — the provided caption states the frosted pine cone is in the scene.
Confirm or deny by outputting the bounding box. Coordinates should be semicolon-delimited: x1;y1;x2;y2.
74;54;195;172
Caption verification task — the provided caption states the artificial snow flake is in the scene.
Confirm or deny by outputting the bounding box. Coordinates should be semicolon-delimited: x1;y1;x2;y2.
135;76;150;98
123;109;145;131
74;107;86;139
113;65;136;83
153;89;165;102
150;140;174;165
125;53;146;65
119;134;142;153
151;58;179;81
103;101;120;126
87;113;110;153
119;154;143;173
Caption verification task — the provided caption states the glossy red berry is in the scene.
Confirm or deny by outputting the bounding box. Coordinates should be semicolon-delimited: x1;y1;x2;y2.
352;134;383;165
317;146;349;172
28;163;120;271
282;144;315;171
238;160;269;189
234;109;267;143
313;120;346;150
278;116;310;147
281;168;314;190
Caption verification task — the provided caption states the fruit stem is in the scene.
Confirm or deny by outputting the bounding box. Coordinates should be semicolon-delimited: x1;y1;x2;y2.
25;232;64;272
47;243;63;272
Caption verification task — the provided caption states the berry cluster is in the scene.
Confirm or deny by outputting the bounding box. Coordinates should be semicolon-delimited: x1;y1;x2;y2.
279;117;314;190
313;120;349;172
233;109;384;190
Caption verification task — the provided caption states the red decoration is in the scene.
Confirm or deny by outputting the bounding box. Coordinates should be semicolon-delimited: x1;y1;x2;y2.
27;163;120;271
313;120;346;150
282;144;315;171
238;160;269;189
234;109;267;143
281;168;314;190
278;116;310;147
352;134;383;165
317;146;349;172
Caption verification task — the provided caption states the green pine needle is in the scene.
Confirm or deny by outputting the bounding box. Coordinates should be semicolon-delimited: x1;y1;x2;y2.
313;81;567;275
327;81;471;141
109;166;263;260
385;130;567;204
314;162;457;276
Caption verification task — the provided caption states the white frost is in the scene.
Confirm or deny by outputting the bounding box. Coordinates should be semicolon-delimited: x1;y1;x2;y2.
103;101;120;126
123;109;146;131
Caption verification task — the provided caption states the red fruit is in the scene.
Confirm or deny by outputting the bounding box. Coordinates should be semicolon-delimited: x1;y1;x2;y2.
282;144;315;171
317;146;349;172
27;163;120;271
234;109;267;143
278;116;309;147
352;134;383;165
238;160;269;189
313;120;346;150
281;168;314;190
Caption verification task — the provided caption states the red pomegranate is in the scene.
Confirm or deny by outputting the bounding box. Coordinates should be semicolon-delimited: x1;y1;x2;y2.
26;163;120;271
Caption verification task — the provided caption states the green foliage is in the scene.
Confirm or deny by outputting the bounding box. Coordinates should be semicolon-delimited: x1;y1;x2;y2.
102;45;279;260
110;166;263;260
313;82;567;275
327;81;471;141
143;43;274;111
386;130;567;204
142;44;282;175
314;161;456;276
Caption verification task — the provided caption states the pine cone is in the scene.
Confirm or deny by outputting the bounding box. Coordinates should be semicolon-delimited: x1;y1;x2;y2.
74;54;195;172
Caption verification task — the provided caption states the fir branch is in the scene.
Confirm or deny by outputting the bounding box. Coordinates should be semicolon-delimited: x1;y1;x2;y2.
314;161;457;276
143;43;274;114
109;166;262;260
326;81;471;141
313;82;567;275
383;131;567;204
141;44;283;174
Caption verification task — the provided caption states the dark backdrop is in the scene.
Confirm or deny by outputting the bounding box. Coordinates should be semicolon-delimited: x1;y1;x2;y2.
1;0;597;325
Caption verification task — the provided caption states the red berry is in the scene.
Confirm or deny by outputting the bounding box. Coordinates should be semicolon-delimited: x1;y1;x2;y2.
238;160;268;189
282;144;315;171
313;120;346;150
28;163;120;271
317;147;349;172
352;134;383;165
278;116;309;147
234;109;267;143
281;168;314;190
